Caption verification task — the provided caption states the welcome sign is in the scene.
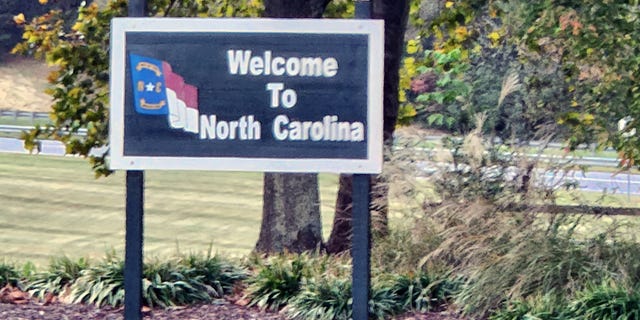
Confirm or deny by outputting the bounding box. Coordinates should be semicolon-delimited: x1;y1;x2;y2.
109;18;384;173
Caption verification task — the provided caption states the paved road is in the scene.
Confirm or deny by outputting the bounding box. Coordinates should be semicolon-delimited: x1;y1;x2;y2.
542;170;640;196
0;137;105;157
2;137;639;195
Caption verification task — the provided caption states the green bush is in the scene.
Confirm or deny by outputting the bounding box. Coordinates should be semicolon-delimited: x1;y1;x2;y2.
26;256;89;299
0;260;20;287
142;253;246;307
287;276;353;320
142;260;214;307
69;254;125;307
489;293;571;320
68;252;245;307
569;281;640;320
385;272;460;313
177;252;247;294
245;254;309;311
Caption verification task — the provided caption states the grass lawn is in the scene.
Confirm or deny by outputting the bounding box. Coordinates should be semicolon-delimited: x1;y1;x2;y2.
2;151;639;268
0;153;339;267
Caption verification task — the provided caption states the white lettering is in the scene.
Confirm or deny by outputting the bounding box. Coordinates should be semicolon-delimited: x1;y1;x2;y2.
273;115;289;140
216;121;230;139
272;57;285;76
264;51;272;75
226;50;339;77
271;115;364;142
311;122;324;141
323;58;339;77
227;50;251;75
281;89;297;108
285;58;301;76
249;56;264;75
266;83;284;108
199;114;261;140
300;58;323;76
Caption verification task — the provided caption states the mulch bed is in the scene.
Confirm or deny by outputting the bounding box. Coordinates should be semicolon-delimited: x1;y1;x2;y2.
0;285;465;319
0;302;466;320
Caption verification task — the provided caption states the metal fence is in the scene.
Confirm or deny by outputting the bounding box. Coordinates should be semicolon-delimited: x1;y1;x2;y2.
0;109;49;122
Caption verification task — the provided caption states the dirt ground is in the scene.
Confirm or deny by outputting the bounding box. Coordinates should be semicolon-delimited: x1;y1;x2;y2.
0;300;464;320
0;56;53;112
0;284;464;319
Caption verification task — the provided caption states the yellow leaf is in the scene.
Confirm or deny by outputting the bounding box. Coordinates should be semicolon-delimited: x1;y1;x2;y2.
571;100;578;107
13;13;25;25
406;39;419;54
69;87;81;99
583;113;594;124
27;34;39;44
403;57;417;76
71;22;83;31
399;90;407;103
39;0;48;4
454;26;468;41
488;31;500;42
445;1;454;8
489;7;498;18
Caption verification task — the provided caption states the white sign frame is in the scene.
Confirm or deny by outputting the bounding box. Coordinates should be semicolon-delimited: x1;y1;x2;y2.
109;18;384;173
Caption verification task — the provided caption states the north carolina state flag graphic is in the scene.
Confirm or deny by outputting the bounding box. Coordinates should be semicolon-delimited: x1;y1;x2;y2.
130;53;199;134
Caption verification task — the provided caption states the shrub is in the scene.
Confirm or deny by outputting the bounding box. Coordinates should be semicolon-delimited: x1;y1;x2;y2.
177;252;247;294
26;256;89;299
142;253;246;307
245;254;310;311
489;293;571;320
0;261;20;287
287;275;412;320
287;276;353;320
69;252;245;307
142;260;214;307
569;281;640;320
384;271;460;313
69;254;125;307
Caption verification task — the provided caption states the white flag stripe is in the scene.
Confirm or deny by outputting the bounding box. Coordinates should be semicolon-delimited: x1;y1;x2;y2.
167;88;185;129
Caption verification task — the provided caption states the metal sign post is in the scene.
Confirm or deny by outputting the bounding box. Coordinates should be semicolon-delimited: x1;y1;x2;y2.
123;3;145;320
352;3;373;319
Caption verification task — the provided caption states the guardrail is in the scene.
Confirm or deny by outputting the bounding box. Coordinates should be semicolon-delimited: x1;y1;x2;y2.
0;110;49;121
0;125;621;167
0;125;87;136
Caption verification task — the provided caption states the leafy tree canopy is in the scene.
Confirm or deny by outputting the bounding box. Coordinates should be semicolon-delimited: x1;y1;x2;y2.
12;0;264;176
401;0;640;168
13;0;352;177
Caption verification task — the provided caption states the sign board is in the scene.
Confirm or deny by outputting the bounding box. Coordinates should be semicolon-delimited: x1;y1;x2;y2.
109;18;384;173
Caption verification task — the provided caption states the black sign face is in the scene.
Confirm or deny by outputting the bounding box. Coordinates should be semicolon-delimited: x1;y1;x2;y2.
110;18;383;173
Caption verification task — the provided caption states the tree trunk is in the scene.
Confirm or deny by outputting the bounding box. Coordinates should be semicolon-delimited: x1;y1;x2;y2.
256;173;323;253
326;0;409;254
254;0;330;254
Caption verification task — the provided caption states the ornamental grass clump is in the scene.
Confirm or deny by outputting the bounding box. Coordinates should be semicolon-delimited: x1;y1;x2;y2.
286;276;353;320
177;252;247;294
489;293;571;320
26;256;89;299
142;259;212;307
0;261;20;287
245;253;311;311
68;252;245;307
569;281;640;320
69;254;125;307
383;271;461;313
